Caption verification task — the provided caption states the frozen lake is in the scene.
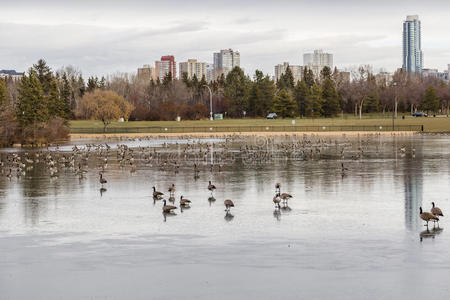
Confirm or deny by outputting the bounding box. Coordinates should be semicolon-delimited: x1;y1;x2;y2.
1;134;449;299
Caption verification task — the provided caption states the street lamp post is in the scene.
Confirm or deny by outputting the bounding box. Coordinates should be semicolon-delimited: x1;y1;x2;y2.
392;82;397;131
203;85;213;121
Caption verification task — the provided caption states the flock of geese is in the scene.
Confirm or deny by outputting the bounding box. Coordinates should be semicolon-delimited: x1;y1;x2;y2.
0;134;443;228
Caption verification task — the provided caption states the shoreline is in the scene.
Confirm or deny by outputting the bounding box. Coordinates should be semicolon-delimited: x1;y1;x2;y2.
70;131;418;140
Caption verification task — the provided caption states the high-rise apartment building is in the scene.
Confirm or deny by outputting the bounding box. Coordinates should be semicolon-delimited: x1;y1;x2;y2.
274;62;304;83
402;15;423;74
289;65;304;83
179;59;207;80
303;50;333;78
213;49;240;79
155;55;176;80
274;62;290;82
137;65;157;81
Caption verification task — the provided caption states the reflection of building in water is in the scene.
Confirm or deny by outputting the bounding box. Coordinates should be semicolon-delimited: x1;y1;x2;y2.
403;147;423;230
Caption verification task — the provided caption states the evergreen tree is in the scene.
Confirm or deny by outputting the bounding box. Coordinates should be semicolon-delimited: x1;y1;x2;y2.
320;66;332;81
77;75;86;98
0;78;8;107
87;77;98;92
321;77;340;117
33;59;53;93
61;73;72;118
224;67;250;117
273;89;297;118
277;67;295;91
16;69;48;126
248;70;275;116
294;80;310;117
303;68;315;88
421;86;440;114
363;91;379;113
309;84;323;117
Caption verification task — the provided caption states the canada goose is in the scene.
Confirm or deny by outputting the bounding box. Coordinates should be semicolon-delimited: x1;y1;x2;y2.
6;169;12;179
280;193;292;205
162;200;177;213
419;207;439;227
168;184;176;195
99;173;107;185
341;163;348;172
273;194;281;208
208;181;216;192
224;199;234;212
431;202;444;217
180;196;191;207
194;164;200;175
153;186;164;199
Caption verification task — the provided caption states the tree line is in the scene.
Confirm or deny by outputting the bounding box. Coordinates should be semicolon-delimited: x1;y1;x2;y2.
2;59;450;145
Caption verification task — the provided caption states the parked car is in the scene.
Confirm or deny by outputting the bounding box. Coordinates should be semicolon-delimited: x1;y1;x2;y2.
412;112;428;117
266;113;277;119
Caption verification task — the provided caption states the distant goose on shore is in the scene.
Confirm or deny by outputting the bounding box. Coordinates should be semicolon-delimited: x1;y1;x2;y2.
208;181;216;192
224;199;234;212
419;207;439;227
162;200;177;213
153;186;163;199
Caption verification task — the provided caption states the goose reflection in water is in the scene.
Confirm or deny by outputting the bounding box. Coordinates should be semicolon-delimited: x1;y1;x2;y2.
273;209;281;221
208;196;216;206
224;211;234;222
99;187;107;196
420;227;444;242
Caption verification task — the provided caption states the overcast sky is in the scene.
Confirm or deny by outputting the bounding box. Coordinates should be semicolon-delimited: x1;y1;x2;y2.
1;0;449;77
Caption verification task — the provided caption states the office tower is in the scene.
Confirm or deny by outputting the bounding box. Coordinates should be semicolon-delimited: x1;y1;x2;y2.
179;59;207;80
402;15;423;74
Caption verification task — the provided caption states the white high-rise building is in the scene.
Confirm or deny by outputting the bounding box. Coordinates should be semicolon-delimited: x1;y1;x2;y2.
274;62;304;83
289;65;304;83
303;49;333;78
402;15;423;74
213;49;240;79
274;62;290;82
179;59;207;80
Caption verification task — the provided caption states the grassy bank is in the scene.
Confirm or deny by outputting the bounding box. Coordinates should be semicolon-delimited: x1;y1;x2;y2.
69;115;450;133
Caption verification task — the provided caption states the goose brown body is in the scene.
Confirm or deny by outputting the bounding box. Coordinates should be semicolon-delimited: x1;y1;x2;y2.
162;200;177;213
180;196;191;206
224;199;234;211
431;202;444;217
153;186;164;198
208;181;216;191
420;207;439;226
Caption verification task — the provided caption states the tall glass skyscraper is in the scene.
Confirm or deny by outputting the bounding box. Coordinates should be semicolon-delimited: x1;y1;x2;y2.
402;15;423;74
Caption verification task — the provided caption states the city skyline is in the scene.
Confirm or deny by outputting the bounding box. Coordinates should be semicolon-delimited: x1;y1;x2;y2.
1;0;450;77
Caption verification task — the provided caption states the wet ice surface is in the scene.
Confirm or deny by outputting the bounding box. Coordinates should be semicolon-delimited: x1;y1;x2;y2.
1;134;450;299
